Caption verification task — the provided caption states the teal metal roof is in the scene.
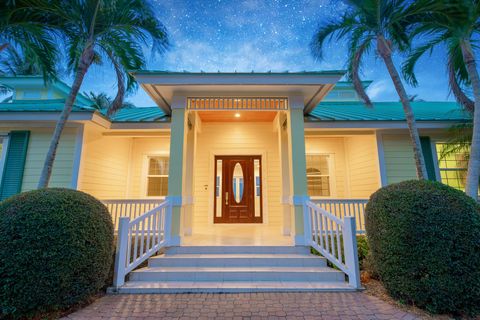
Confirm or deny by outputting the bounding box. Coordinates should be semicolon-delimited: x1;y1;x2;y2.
102;107;168;122
0;99;169;122
0;98;470;123
308;101;471;122
0;99;94;112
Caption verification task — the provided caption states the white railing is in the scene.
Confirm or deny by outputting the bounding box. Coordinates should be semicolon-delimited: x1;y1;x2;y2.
113;200;172;287
312;199;368;234
103;199;165;231
304;200;361;289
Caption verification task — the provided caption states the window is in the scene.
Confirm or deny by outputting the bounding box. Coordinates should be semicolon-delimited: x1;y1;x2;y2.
306;154;332;197
435;143;470;191
146;156;169;197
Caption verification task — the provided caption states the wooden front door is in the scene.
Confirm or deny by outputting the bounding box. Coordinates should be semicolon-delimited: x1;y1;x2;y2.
214;155;262;223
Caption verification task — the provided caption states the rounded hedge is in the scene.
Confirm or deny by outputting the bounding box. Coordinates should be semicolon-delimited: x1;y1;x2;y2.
365;180;480;315
0;188;114;318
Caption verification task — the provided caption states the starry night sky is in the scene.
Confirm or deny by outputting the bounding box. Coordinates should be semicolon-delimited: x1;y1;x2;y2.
80;0;452;107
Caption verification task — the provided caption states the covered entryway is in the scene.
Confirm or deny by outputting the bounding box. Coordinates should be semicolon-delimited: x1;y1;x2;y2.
132;71;345;246
214;155;262;224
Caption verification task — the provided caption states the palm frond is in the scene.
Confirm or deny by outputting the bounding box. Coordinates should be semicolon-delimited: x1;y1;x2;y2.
310;11;359;60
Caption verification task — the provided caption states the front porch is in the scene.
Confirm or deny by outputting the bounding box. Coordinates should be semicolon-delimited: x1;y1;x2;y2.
82;121;377;246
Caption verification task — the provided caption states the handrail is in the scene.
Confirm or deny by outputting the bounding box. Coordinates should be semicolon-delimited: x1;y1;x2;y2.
113;200;172;287
312;198;368;234
304;200;361;289
102;199;165;231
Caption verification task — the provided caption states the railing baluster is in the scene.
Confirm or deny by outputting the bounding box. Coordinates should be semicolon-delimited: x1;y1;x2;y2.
329;219;335;257
133;223;139;260
323;215;330;252
318;210;324;249
126;227;132;266
335;222;342;261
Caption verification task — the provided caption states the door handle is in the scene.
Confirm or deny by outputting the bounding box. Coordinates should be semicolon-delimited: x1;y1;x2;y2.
225;192;228;205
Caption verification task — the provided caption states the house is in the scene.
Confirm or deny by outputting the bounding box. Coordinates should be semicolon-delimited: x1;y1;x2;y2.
0;72;470;293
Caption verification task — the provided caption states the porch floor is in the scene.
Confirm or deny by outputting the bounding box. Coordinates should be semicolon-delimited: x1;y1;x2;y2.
182;224;292;246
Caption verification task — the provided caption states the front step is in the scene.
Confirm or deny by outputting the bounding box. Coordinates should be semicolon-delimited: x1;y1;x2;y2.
114;281;356;293
166;246;311;255
148;254;327;267
130;266;343;281
110;246;356;293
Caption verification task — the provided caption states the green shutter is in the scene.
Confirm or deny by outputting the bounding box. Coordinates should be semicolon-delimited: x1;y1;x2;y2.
420;136;437;181
0;131;30;200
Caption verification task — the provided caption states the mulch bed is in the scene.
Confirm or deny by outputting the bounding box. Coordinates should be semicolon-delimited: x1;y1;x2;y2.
362;272;479;320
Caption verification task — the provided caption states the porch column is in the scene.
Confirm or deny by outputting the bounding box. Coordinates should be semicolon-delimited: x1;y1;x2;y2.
167;96;187;246
287;96;309;246
278;112;292;236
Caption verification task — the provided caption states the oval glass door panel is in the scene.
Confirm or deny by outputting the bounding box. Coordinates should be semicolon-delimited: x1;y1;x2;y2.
232;163;244;203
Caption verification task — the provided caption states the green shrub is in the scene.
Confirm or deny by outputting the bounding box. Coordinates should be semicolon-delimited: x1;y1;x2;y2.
365;180;480;315
356;235;369;269
0;188;114;318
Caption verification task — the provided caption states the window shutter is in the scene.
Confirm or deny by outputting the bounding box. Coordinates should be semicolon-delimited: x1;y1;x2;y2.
420;136;437;181
0;131;30;200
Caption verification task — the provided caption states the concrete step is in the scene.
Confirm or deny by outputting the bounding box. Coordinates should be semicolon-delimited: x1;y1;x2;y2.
109;281;357;294
148;253;327;268
129;266;345;282
165;246;311;255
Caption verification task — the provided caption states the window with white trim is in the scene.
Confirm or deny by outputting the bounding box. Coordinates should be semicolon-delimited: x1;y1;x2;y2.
306;154;332;197
146;156;169;197
435;143;469;191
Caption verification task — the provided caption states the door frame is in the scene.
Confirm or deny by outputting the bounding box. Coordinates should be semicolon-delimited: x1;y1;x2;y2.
212;154;264;224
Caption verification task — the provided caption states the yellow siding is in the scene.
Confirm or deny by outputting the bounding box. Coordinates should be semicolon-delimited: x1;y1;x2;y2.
78;124;131;199
345;135;380;197
305;137;347;197
78;125;171;200
382;134;417;184
21;128;77;191
193;122;282;227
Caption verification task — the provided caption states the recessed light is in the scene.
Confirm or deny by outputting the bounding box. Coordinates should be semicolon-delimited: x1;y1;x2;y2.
234;113;241;118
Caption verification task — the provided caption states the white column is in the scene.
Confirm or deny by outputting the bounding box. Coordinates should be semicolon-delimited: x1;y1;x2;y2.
166;95;187;246
277;112;292;236
287;95;309;246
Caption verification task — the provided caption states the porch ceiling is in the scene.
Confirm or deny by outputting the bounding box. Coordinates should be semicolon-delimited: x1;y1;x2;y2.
131;71;346;114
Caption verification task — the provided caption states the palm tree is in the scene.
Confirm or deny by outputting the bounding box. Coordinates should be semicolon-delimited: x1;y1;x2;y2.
86;91;136;111
37;0;169;188
0;0;58;80
404;0;480;199
403;23;474;113
310;0;428;179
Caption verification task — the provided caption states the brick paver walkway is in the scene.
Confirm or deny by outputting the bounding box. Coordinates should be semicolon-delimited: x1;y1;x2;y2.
63;292;419;319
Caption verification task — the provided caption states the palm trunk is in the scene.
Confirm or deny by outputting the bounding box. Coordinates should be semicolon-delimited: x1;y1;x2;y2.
0;43;8;52
377;36;427;180
460;40;480;200
37;47;93;188
448;56;474;113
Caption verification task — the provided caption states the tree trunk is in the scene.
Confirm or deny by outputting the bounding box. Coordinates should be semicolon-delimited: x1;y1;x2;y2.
377;35;428;180
448;56;474;113
460;40;480;200
0;43;9;52
37;46;94;188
